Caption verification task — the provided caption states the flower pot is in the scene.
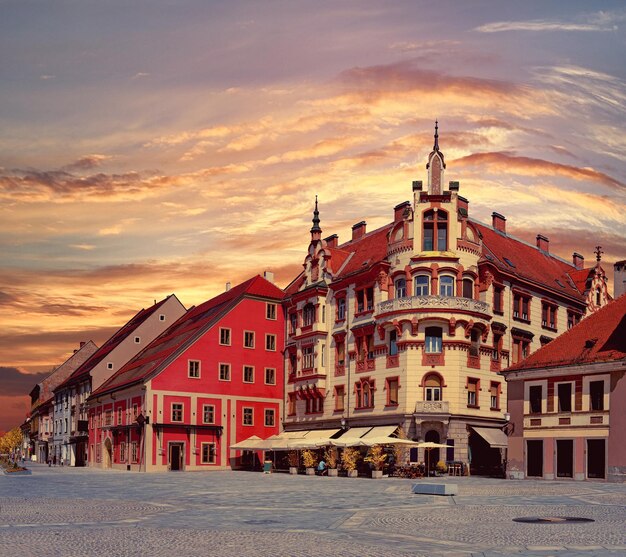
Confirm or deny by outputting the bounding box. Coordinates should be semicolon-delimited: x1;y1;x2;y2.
347;469;358;478
328;468;338;477
305;467;315;475
289;467;298;475
371;470;383;479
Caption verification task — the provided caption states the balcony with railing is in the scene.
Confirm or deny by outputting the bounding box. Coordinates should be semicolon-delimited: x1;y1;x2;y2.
415;400;450;414
377;295;491;318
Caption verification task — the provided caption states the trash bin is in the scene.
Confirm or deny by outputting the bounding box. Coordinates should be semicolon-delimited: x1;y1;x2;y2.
263;460;272;474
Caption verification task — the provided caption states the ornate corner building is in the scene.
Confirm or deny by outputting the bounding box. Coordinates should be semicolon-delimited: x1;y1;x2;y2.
282;124;610;475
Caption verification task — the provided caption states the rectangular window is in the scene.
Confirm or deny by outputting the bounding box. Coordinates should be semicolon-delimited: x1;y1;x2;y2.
219;363;231;381
243;407;253;426
567;310;581;330
356;287;374;313
425;327;442;353
266;303;277;320
334;385;345;411
120;442;126;463
490;382;500;410
264;367;276;385
467;378;479;407
289;313;298;334
244;331;255;348
172;403;183;422
104;410;113;426
219;328;231;346
414;275;429;296
386;377;399;406
513;293;531;322
337;298;346;320
265;334;276;351
389;330;398;356
529;385;542;414
243;365;254;383
589;381;604;411
202;404;215;424
557;383;572;412
321;344;325;367
201;443;216;464
133;404;138;418
542;302;557;329
302;346;314;369
336;340;345;366
493;286;503;313
188;360;200;378
117;408;122;425
264;408;275;427
131;442;138;463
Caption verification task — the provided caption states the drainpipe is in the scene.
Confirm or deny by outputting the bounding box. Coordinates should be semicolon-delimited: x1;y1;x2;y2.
345;287;351;427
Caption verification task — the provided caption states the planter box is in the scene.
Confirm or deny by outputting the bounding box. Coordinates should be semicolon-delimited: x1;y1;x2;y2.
305;467;315;476
347;469;358;478
371;470;383;479
289;467;298;475
328;468;338;477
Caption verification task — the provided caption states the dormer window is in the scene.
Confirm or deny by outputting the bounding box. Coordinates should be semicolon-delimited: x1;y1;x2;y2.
423;209;448;251
395;277;407;298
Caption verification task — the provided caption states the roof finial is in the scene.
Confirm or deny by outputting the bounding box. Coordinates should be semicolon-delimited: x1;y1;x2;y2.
434;119;439;151
310;195;321;234
595;245;603;262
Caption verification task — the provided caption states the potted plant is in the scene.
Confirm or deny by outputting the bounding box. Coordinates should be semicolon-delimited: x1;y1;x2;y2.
364;444;387;479
287;450;299;475
435;460;448;475
302;449;317;475
324;446;339;477
341;447;360;477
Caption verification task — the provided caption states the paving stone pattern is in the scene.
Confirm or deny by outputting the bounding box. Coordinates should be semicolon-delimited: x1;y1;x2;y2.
1;463;625;557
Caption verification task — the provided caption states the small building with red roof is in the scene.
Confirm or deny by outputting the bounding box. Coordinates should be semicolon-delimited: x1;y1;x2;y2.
87;273;284;472
502;293;626;482
283;124;613;476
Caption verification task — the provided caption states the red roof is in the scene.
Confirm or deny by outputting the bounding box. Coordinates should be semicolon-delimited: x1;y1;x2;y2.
473;222;583;301
506;293;626;372
568;267;594;295
91;275;284;396
56;295;178;390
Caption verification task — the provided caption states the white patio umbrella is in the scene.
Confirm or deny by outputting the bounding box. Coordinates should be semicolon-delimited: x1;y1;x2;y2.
230;435;264;450
416;441;450;474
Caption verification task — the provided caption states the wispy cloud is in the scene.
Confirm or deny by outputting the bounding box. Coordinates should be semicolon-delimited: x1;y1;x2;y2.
475;20;613;33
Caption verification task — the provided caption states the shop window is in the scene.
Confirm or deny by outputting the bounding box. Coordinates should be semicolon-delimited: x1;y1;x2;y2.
425;327;442;353
414;275;430;296
423;209;448;251
589;381;604;411
201;443;216;464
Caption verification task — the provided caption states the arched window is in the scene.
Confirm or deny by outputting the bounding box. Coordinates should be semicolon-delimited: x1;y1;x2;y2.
423;209;448;251
355;378;375;408
439;276;454;297
425;327;442;353
395;277;407;298
424;374;442;401
596;288;601;306
415;275;430;296
462;278;473;299
303;304;315;326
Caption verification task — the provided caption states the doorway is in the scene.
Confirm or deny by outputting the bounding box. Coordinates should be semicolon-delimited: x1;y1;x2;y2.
169;443;184;471
103;438;112;469
556;439;573;478
526;440;543;477
424;430;440;475
587;439;606;479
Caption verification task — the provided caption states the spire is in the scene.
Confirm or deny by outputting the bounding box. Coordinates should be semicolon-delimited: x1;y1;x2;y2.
595;245;603;262
433;119;439;151
310;195;321;235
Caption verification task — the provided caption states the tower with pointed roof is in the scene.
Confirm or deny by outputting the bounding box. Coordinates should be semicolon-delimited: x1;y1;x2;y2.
283;123;614;476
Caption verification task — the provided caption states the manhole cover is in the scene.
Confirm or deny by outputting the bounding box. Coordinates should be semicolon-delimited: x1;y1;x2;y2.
513;517;595;524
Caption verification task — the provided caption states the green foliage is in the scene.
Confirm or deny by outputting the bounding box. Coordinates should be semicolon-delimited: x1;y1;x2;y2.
340;447;360;471
301;449;317;468
364;444;387;471
324;446;338;469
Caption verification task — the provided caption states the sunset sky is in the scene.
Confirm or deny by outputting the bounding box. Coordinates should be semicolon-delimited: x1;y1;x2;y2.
1;1;625;431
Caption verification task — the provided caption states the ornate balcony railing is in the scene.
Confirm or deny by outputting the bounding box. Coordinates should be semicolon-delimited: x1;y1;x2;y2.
377;295;490;316
415;400;450;414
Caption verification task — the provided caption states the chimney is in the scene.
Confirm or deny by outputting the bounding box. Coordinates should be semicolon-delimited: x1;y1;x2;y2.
263;271;274;283
536;234;549;252
225;282;231;292
492;212;506;233
351;221;366;241
394;201;411;222
324;234;338;248
573;252;584;270
80;341;86;348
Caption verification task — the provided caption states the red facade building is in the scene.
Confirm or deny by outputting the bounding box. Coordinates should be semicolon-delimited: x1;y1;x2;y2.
87;274;284;471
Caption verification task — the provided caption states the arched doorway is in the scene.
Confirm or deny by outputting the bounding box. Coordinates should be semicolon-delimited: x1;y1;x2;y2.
103;438;113;469
425;430;440;475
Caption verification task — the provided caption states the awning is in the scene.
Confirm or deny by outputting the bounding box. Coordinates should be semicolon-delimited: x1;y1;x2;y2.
471;427;508;449
361;425;398;439
332;426;373;447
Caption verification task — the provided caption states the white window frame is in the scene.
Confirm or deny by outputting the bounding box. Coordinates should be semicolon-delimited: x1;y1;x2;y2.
202;404;215;424
243;365;255;383
583;374;609;412
265;333;276;351
188;360;201;379
219;327;231;346
266;303;277;320
555;380;574;413
201;442;216;464
219;362;231;382
524;380;547;415
171;403;183;422
264;408;275;427
242;407;254;426
264;367;276;385
244;330;255;349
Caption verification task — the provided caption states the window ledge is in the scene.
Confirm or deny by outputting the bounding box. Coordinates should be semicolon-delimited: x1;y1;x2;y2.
513;317;531;325
385;403;399;408
466;404;480;410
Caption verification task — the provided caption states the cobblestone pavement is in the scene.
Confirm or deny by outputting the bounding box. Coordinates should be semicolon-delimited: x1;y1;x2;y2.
1;463;625;556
